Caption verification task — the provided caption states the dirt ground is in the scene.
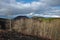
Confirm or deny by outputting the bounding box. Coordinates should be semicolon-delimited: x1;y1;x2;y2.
0;30;51;40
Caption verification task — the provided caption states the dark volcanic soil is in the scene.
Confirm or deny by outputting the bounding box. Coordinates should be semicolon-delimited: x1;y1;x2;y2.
0;30;51;40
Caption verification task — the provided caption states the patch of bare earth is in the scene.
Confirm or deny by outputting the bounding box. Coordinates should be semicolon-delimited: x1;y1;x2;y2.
0;30;51;40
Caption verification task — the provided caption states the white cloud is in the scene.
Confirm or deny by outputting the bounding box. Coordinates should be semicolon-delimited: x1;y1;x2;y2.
41;0;60;6
43;7;60;16
0;0;60;19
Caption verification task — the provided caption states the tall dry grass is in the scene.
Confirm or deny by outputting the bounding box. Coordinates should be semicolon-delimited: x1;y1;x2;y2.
12;18;60;40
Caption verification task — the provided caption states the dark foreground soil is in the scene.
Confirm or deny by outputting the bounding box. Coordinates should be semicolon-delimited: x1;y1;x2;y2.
0;30;51;40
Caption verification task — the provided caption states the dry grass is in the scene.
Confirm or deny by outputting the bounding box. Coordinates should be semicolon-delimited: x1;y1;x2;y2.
12;18;60;40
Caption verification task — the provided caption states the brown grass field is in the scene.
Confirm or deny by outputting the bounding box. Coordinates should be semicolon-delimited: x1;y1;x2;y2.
0;17;60;40
12;17;60;40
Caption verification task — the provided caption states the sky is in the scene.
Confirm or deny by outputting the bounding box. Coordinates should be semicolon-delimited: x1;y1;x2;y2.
16;0;39;3
0;0;60;19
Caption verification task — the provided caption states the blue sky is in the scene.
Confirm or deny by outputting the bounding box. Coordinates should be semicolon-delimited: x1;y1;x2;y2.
16;0;39;3
0;0;60;19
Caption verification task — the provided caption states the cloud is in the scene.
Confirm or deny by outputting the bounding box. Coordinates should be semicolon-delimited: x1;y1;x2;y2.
0;0;60;19
0;0;48;15
41;0;60;6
